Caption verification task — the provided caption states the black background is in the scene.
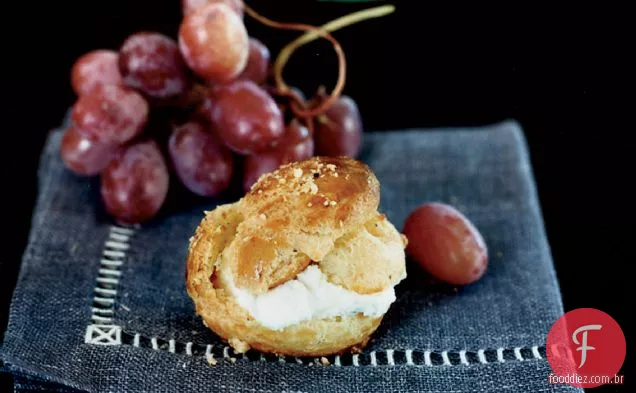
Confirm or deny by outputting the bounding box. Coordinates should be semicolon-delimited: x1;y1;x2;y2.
0;1;631;392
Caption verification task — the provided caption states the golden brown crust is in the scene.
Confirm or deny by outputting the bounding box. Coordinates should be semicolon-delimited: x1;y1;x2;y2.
319;213;407;294
185;157;406;357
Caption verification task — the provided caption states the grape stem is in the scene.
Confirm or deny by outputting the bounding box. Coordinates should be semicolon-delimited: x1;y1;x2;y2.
244;3;395;119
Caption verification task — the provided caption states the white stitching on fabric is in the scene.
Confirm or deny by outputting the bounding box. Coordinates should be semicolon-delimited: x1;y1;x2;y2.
84;325;121;345
386;349;395;365
459;350;469;365
94;287;117;296
405;350;414;365
103;250;126;259
85;325;553;368
96;277;119;285
100;259;123;268
441;351;451;366
206;345;214;364
104;241;130;250
477;349;487;364
497;347;505;363
110;226;135;235
91;315;113;324
424;350;432;366
87;225;134;328
98;268;122;277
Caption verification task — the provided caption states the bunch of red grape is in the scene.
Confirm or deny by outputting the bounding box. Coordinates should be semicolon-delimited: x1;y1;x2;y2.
61;0;363;224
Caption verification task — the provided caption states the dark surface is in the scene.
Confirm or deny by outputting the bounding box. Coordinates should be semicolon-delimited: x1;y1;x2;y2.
1;1;630;392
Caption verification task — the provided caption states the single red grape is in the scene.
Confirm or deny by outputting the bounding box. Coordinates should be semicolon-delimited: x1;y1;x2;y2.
241;120;313;193
100;140;169;224
119;32;189;99
276;119;314;163
208;80;284;154
243;153;283;193
60;126;116;176
71;85;148;145
314;95;363;158
182;0;243;16
403;203;488;285
178;3;248;83
168;121;233;197
236;38;270;85
71;50;123;96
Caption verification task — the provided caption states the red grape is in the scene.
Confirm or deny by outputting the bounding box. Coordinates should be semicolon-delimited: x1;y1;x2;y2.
403;203;488;285
241;120;313;192
182;0;243;16
243;153;283;193
276;119;314;163
60;126;116;176
208;80;284;154
100;140;169;224
119;32;189;99
178;3;248;83
71;50;123;96
236;38;270;85
314;95;363;158
71;85;148;145
168;121;233;197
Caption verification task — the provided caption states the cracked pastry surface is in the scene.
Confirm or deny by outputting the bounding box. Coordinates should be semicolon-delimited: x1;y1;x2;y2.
186;156;407;357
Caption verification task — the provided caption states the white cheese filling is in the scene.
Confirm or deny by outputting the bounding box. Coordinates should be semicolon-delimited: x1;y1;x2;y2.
228;265;396;331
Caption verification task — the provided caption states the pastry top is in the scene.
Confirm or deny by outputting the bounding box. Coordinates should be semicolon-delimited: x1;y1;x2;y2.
221;156;396;295
243;155;380;239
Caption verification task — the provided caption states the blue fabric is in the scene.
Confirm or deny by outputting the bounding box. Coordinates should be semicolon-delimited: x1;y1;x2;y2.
1;120;581;392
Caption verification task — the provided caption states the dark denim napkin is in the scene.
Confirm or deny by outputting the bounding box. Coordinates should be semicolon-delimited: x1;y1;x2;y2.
1;120;582;392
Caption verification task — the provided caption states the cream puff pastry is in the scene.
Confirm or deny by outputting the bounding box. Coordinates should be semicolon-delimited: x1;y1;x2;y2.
186;156;407;357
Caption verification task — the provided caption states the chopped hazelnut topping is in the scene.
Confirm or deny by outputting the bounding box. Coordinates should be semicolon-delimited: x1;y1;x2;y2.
320;357;330;366
309;183;319;195
260;214;267;220
329;200;337;206
323;200;329;206
307;202;313;207
293;168;303;178
257;189;263;194
326;164;336;171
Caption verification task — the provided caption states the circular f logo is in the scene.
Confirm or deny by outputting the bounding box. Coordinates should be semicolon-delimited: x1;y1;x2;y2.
547;308;625;388
572;324;602;368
